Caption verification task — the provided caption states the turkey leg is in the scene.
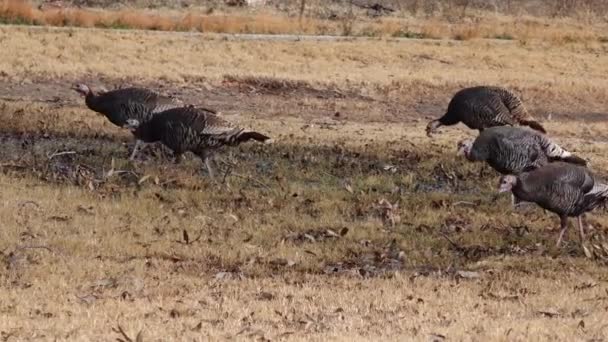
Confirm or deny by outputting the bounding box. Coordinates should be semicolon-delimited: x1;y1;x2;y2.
577;215;585;243
129;140;144;160
555;216;569;247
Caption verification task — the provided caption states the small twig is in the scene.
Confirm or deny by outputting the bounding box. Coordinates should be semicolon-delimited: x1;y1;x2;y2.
47;151;76;160
221;164;233;185
439;232;462;251
438;163;455;180
106;170;138;178
452;201;476;207
0;162;27;169
14;245;53;253
320;170;339;179
112;324;133;342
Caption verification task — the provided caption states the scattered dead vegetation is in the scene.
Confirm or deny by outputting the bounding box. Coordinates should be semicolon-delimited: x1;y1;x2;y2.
1;0;607;43
0;20;608;341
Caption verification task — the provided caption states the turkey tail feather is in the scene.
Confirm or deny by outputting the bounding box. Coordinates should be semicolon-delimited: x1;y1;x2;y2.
520;120;546;134
584;183;608;211
236;131;272;143
543;138;587;167
557;155;587;167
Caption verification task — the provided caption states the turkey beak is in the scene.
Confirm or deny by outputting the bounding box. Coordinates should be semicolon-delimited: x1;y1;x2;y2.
123;120;139;131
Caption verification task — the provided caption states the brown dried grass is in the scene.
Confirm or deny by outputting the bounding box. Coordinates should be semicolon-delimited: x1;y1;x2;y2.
0;20;608;340
0;0;605;43
0;98;607;340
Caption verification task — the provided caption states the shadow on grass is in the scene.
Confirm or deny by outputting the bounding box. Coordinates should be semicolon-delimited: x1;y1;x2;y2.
1;131;603;276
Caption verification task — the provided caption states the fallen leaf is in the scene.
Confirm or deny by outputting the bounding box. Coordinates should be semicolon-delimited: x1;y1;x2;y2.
138;175;151;185
76;294;98;304
583;244;593;259
326;229;339;238
574;282;597;291
76;205;94;215
48;215;71;222
345;184;355;195
537;309;560;318
429;333;446;341
257;292;275;301
456;271;481;279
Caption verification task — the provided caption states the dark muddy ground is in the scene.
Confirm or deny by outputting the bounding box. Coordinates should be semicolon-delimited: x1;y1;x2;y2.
1;75;607;125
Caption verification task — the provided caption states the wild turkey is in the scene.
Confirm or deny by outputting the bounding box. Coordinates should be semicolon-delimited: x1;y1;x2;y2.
72;83;186;160
124;106;272;179
498;162;608;247
457;126;587;175
426;86;546;137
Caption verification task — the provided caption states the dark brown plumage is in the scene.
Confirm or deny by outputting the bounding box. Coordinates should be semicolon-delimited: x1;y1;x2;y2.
458;126;586;175
72;83;185;160
125;106;272;179
427;86;546;137
499;162;608;247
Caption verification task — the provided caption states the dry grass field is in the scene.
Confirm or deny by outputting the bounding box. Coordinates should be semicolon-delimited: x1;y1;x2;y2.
2;0;608;43
1;22;608;341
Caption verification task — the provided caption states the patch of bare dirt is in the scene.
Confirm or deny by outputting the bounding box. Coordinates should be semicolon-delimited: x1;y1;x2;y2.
1;75;607;124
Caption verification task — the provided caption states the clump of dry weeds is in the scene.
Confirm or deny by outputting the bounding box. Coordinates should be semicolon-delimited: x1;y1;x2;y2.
0;0;605;43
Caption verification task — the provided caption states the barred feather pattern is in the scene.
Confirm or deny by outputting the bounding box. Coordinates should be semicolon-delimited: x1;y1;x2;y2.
512;162;607;217
132;106;270;157
438;86;545;133
85;87;182;127
468;126;584;174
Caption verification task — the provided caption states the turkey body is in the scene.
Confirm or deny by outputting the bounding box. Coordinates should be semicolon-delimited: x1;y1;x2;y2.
500;162;608;246
427;86;546;136
74;84;189;160
464;126;586;175
84;87;182;127
129;106;271;178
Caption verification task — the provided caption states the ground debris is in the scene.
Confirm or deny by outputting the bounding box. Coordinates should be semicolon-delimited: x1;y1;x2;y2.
582;231;608;262
377;198;400;227
537;309;561;318
222;74;351;100
213;271;245;281
283;228;347;244
429;333;446;342
324;239;404;277
440;232;539;261
112;324;144;342
574;281;598;292
441;215;472;233
456;270;481;279
256;291;275;301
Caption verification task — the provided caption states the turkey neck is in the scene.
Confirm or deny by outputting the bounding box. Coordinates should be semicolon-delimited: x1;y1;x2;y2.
84;90;100;112
511;179;535;203
438;111;460;125
468;144;487;162
133;123;160;143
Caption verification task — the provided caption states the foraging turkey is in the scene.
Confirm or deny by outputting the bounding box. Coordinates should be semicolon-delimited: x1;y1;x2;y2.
72;83;186;160
426;86;546;137
457;126;587;175
124;106;272;179
498;162;608;247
